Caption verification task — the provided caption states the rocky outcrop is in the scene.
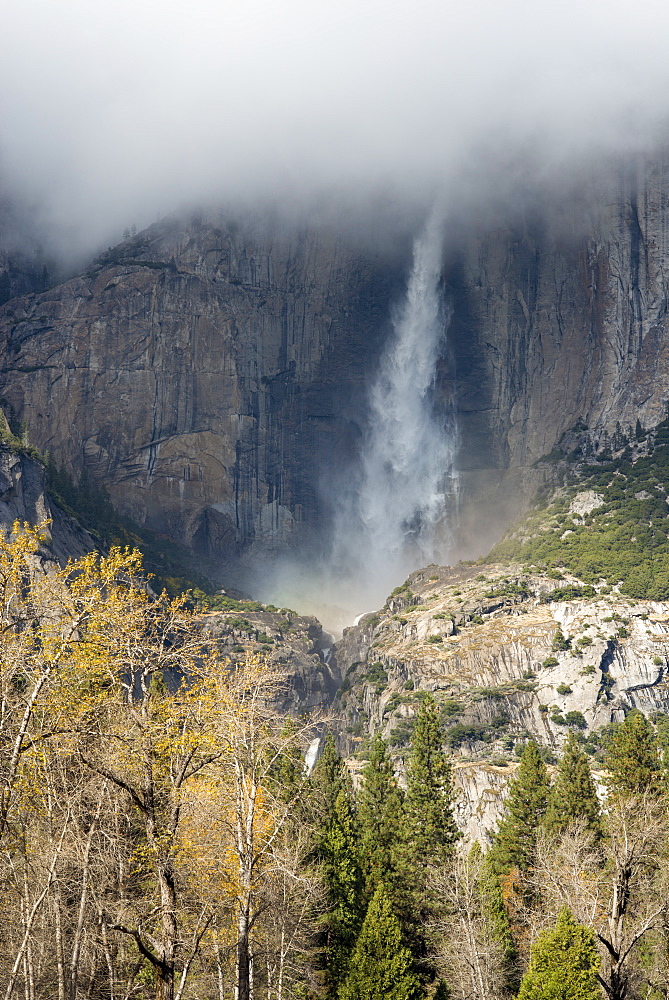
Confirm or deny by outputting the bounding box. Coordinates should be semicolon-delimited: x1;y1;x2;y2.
201;603;341;714
0;214;401;564
0;441;94;565
333;559;669;836
335;562;669;750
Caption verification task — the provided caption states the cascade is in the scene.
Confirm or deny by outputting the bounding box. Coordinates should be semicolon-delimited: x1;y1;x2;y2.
331;208;458;608
256;209;458;629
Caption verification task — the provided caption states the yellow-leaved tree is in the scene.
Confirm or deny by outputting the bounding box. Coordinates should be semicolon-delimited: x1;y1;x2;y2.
0;521;321;1000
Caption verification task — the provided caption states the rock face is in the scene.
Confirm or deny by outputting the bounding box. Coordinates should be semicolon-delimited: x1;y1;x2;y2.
443;152;669;543
202;604;341;715
0;442;94;565
0;214;401;564
333;560;669;839
0;199;51;306
0;248;49;307
5;155;669;564
448;155;669;472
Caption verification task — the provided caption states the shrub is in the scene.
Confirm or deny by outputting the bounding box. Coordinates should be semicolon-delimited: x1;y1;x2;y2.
556;683;573;695
542;656;559;668
444;715;509;748
440;699;463;717
384;694;402;715
427;634;443;644
542;585;597;603
552;631;571;651
565;710;588;729
364;662;389;694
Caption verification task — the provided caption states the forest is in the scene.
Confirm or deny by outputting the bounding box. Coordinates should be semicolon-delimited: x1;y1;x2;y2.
1;521;669;1000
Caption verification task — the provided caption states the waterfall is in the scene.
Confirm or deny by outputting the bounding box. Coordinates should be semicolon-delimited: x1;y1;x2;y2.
304;737;321;775
254;209;457;631
331;208;457;604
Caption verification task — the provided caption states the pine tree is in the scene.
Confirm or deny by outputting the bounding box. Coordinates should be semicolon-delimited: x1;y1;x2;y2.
321;788;365;995
311;736;350;813
543;731;601;838
308;735;354;850
357;735;406;893
491;740;550;872
338;884;423;1000
309;736;363;994
605;709;662;798
516;908;601;1000
405;694;459;868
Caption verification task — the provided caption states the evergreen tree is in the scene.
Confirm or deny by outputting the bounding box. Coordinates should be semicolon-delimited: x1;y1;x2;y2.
543;731;601;838
308;735;363;993
605;709;662;798
357;735;406;893
309;735;353;844
338;884;423;1000
516;908;601;1000
491;739;550;872
322;788;365;995
405;694;459;868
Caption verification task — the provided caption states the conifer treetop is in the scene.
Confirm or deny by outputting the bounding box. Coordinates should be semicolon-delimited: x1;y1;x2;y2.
516;907;601;1000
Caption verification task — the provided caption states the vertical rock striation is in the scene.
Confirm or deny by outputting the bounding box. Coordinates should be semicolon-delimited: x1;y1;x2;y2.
0;214;401;563
5;154;669;565
449;153;669;472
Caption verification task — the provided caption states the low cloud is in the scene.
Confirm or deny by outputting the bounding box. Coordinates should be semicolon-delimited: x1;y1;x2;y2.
2;0;669;257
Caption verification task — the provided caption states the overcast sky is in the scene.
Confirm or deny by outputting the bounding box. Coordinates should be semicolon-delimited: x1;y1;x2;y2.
3;0;669;256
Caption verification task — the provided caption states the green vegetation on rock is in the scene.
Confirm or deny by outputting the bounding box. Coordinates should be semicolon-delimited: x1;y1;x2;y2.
490;417;669;599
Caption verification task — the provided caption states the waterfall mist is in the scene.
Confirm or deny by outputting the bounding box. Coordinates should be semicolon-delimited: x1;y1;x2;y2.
256;212;458;631
332;209;457;585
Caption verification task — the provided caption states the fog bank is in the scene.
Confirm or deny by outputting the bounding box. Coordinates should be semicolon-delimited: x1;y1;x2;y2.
2;0;669;259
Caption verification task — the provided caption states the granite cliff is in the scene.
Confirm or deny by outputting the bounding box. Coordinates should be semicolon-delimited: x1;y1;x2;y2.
0;435;94;566
3;155;669;570
0;213;402;567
